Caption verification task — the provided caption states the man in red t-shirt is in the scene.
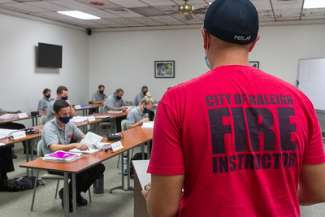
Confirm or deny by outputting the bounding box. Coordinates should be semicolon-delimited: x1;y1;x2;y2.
144;0;325;217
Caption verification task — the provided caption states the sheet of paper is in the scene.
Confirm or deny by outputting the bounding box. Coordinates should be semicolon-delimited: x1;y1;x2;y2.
0;114;17;121
75;105;82;110
87;116;96;122
80;132;103;147
132;160;150;190
142;121;154;129
0;129;20;139
110;141;123;152
17;113;28;119
70;148;99;154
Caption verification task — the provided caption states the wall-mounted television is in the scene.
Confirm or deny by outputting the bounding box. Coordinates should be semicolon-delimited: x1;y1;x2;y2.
37;43;62;68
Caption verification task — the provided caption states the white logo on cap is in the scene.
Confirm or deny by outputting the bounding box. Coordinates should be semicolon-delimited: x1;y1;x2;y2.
234;35;252;41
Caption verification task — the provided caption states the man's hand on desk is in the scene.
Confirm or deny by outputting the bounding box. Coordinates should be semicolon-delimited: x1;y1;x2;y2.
121;107;129;112
73;144;88;151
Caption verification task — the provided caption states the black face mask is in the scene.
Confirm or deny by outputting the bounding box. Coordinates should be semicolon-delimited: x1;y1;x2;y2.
142;91;148;96
61;96;68;101
99;90;104;94
116;96;122;100
58;116;71;124
45;95;51;99
143;108;150;114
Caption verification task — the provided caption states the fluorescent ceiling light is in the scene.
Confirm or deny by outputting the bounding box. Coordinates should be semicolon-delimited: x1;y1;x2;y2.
304;0;325;9
57;10;101;20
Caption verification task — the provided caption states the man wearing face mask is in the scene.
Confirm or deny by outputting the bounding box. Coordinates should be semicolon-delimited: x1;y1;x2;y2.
144;1;325;217
134;85;149;106
127;96;154;129
41;100;105;212
38;88;53;116
45;86;75;123
104;88;128;112
91;84;107;102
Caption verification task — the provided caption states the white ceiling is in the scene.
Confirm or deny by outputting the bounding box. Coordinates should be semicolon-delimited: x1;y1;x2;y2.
0;0;324;30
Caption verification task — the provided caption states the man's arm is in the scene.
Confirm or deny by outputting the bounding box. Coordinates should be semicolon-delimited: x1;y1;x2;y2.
299;163;325;205
146;175;184;217
49;143;80;152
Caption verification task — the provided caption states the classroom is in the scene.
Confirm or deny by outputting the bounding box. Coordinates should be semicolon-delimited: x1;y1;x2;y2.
0;1;324;217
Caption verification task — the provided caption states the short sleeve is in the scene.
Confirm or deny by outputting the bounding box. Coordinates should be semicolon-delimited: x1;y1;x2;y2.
72;125;84;142
43;126;59;148
303;99;325;165
127;110;137;124
147;91;184;176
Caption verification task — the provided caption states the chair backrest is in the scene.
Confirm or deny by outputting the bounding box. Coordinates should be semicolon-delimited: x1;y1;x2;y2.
121;119;129;132
37;140;44;157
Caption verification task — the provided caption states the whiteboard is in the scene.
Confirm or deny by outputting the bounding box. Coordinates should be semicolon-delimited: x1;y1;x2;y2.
298;58;325;111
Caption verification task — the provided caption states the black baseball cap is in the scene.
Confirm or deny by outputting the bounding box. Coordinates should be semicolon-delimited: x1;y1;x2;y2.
204;0;259;45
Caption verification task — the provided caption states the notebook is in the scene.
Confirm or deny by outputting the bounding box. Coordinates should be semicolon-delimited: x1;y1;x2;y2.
42;151;81;162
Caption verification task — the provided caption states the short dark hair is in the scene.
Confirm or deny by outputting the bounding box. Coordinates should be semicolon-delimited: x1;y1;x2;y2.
43;88;51;95
53;100;70;113
57;86;68;95
141;85;148;91
115;88;124;94
98;84;105;89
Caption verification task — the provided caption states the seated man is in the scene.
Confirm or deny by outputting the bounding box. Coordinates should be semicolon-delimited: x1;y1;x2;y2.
37;88;53;116
45;86;75;123
91;84;107;102
126;97;154;129
90;84;107;114
0;145;14;191
104;88;128;112
41;100;105;211
134;85;149;106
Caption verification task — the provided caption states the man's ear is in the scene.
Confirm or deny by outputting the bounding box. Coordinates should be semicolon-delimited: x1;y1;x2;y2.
202;29;210;50
248;35;260;52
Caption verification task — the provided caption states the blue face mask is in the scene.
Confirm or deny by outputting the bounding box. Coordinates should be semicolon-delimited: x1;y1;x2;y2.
205;56;212;70
58;116;71;124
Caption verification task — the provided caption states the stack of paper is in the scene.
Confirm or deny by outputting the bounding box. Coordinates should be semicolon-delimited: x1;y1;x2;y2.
142;122;154;129
0;129;26;140
0;114;17;121
42;151;81;162
70;116;89;124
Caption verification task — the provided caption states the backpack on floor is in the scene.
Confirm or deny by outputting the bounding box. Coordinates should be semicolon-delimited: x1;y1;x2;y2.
7;176;38;192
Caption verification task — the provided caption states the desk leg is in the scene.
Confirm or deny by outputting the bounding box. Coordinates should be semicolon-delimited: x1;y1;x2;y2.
63;173;70;217
109;151;133;193
30;170;40;212
72;174;77;213
141;144;145;159
127;150;133;190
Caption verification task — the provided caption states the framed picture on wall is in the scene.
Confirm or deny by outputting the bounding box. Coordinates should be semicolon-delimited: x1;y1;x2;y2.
154;60;175;78
249;61;260;69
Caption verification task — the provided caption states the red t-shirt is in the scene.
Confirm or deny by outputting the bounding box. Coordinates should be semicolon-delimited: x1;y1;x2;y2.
148;65;325;217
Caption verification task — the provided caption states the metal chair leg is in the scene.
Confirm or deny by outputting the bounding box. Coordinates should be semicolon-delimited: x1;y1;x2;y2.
88;190;92;204
55;180;60;199
30;170;40;212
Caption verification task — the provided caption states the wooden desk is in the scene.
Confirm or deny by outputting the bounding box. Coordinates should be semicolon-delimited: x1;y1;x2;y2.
20;127;153;217
133;160;151;217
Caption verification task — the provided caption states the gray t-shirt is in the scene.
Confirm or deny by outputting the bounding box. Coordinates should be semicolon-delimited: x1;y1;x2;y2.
134;92;145;106
38;97;53;113
126;107;146;126
41;119;84;155
92;92;107;101
104;94;126;111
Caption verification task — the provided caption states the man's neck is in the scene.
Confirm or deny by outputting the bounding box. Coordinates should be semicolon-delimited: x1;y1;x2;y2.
210;49;249;69
56;119;65;129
